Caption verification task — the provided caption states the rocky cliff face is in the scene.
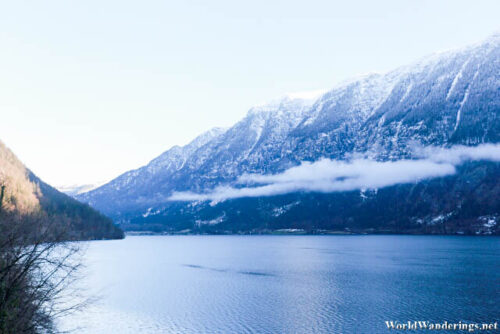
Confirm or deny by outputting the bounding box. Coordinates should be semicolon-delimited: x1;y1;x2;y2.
78;33;500;234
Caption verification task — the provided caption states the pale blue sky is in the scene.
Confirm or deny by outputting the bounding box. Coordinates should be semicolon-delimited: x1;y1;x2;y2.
0;0;498;186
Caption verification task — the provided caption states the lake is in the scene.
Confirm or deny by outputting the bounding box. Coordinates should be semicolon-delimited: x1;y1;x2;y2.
59;235;499;333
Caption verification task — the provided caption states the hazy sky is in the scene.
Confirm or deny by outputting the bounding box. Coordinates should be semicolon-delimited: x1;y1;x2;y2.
0;0;498;187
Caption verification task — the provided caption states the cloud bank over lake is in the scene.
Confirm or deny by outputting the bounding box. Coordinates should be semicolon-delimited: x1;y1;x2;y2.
169;144;500;203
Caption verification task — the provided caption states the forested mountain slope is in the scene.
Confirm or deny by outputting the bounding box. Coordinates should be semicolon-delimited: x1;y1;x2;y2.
78;33;500;235
0;141;123;240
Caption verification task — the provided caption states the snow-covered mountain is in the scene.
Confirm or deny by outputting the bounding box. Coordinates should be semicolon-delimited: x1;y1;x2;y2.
57;182;105;196
77;33;500;234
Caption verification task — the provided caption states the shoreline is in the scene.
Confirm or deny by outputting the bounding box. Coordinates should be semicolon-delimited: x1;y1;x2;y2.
124;229;500;237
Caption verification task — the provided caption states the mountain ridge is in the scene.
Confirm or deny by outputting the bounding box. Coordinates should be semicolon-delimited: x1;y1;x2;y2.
77;33;500;235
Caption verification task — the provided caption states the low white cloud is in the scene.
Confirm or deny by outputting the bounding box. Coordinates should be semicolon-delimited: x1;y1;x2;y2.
416;143;500;164
168;144;500;203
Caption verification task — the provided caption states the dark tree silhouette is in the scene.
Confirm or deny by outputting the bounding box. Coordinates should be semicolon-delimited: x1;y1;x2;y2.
0;212;88;333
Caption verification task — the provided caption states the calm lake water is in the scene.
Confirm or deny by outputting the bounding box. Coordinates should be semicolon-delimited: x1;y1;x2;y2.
59;235;499;333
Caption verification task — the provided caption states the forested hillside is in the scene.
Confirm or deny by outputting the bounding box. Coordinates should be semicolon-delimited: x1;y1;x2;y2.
0;140;123;240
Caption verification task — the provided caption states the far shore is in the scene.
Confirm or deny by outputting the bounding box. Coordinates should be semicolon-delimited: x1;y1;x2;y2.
123;229;499;237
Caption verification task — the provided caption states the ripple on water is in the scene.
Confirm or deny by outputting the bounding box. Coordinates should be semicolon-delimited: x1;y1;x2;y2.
60;235;500;334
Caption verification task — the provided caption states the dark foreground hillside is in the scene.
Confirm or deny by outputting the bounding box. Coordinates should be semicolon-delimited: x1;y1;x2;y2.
0;140;123;334
28;172;124;240
0;140;123;240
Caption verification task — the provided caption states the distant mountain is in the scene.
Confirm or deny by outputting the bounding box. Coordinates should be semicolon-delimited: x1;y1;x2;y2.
58;182;105;196
78;33;500;235
0;141;123;240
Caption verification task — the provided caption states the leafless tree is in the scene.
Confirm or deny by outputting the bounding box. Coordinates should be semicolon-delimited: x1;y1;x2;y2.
0;212;88;334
